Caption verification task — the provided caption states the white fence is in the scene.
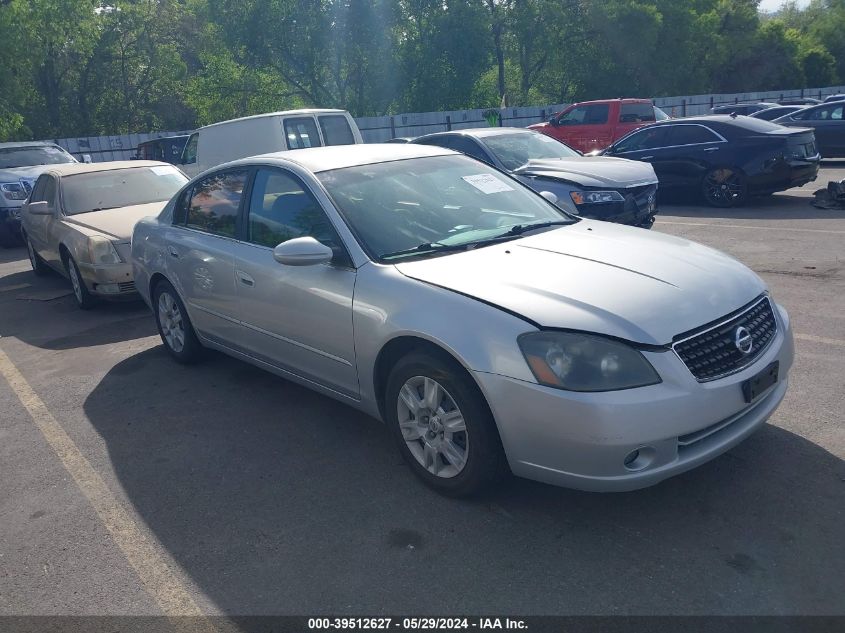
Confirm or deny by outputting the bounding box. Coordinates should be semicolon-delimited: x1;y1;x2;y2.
49;84;845;162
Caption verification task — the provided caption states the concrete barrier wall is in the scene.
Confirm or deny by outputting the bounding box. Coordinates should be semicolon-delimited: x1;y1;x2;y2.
47;84;845;162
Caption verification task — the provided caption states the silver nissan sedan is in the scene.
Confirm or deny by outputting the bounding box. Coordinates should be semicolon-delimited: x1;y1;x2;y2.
131;144;794;496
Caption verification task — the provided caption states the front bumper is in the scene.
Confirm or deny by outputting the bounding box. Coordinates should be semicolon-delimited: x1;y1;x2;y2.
77;261;138;299
575;184;658;228
475;303;794;492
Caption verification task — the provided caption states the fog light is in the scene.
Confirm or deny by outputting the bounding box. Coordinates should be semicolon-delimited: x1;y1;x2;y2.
623;446;656;472
96;283;120;294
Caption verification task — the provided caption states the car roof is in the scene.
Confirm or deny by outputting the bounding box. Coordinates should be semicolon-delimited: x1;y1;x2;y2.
43;160;176;177
566;98;652;107
418;127;535;140
648;115;789;135
199;109;350;131
239;143;456;173
0;141;64;149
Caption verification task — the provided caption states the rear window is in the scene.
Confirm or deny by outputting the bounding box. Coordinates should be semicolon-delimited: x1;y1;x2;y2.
619;103;656;123
284;117;322;150
318;115;355;146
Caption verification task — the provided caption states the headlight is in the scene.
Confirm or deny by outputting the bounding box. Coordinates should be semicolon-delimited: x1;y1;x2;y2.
88;236;123;264
1;182;28;201
570;190;625;205
518;331;661;392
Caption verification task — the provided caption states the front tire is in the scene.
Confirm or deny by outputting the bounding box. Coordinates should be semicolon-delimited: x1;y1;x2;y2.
386;351;507;496
702;167;747;207
65;255;97;310
152;279;203;364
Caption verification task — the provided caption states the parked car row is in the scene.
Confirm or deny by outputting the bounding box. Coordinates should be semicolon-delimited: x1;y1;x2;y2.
13;128;794;497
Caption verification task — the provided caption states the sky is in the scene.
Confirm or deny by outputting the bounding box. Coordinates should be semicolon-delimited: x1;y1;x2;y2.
759;0;811;12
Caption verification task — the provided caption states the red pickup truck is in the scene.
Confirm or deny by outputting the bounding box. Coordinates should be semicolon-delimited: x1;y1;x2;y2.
529;98;669;153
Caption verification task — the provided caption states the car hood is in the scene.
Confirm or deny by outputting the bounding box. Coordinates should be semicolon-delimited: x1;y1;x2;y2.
514;156;657;188
61;202;167;241
394;220;765;345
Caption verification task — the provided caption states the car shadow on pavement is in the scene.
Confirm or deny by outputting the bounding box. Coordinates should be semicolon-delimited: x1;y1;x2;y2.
0;267;155;350
659;191;845;221
83;347;845;615
0;245;27;264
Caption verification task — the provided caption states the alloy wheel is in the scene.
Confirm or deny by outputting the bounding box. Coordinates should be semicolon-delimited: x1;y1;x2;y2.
158;291;185;353
68;262;83;303
703;168;746;207
397;376;468;478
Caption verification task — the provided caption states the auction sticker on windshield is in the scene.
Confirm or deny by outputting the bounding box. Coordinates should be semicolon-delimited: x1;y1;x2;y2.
462;174;514;194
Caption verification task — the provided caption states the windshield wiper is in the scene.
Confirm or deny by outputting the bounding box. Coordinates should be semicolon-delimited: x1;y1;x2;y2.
503;220;575;235
381;242;468;260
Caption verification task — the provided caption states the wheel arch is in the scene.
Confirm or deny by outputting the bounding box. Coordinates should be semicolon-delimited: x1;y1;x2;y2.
372;334;490;423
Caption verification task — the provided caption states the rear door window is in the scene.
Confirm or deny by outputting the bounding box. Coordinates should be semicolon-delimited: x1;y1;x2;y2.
667;125;722;146
619;103;656;123
184;169;249;238
284;117;322;149
318;115;355;146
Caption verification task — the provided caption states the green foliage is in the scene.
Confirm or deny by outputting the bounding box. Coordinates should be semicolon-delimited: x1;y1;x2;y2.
0;0;842;141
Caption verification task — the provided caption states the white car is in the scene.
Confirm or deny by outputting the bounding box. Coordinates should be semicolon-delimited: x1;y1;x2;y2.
132;144;793;496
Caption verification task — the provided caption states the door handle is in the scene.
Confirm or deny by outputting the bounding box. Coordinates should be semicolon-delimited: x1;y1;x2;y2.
640;156;654;160
703;147;720;152
168;246;179;258
236;270;255;287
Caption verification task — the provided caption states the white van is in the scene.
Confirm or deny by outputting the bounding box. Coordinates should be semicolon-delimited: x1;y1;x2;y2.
178;109;363;177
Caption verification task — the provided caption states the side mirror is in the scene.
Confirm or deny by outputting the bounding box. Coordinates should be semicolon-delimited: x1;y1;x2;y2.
273;236;333;266
549;116;558;126
82;154;93;163
539;191;559;205
27;201;53;216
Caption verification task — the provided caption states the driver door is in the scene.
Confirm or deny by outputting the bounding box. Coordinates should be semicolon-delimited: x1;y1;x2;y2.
232;167;359;397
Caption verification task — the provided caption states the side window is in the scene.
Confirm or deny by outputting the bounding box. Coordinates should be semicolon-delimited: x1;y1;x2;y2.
809;105;843;121
182;133;198;164
247;168;350;266
449;137;492;164
284;117;322;149
185;169;248;237
42;176;57;208
30;175;48;203
172;187;191;225
668;125;721;146
614;126;670;153
619;103;656;123
318;115;355;146
558;104;609;126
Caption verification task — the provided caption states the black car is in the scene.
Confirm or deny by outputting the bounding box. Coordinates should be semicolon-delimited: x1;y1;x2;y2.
134;135;190;165
823;94;845;103
413;128;659;227
749;105;805;121
774;102;845;158
778;97;821;106
710;102;779;116
601;116;820;207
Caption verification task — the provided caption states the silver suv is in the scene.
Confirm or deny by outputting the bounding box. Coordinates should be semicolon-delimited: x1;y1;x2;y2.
0;142;77;247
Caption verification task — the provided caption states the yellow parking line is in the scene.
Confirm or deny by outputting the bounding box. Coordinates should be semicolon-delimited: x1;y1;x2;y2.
0;345;205;617
658;220;845;235
795;333;845;347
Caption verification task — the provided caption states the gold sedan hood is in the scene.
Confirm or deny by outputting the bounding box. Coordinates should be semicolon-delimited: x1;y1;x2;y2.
62;202;167;241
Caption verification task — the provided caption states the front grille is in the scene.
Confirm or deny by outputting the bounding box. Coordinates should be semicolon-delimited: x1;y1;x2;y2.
118;281;136;293
624;183;658;212
20;179;34;195
673;296;777;381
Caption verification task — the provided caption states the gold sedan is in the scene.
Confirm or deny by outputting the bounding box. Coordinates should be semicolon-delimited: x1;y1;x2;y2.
20;161;187;309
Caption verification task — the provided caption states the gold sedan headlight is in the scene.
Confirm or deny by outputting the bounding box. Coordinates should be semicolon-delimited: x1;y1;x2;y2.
88;236;123;264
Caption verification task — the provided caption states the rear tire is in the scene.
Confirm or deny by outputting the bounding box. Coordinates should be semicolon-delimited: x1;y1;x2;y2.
65;255;97;310
702;167;748;207
152;279;203;364
385;351;507;497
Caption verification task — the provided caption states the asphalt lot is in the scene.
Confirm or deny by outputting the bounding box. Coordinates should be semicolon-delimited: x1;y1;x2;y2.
0;163;843;617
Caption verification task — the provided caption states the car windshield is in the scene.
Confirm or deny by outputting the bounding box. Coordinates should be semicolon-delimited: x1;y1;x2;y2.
317;154;574;261
481;132;580;170
62;166;188;215
0;146;75;168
